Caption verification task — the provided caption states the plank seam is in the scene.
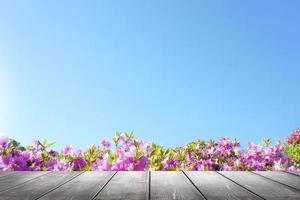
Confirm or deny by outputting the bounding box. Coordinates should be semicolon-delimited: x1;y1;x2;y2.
182;171;208;200
90;171;118;200
34;171;85;200
216;172;266;200
285;171;300;178
0;171;53;193
148;171;151;200
251;172;300;193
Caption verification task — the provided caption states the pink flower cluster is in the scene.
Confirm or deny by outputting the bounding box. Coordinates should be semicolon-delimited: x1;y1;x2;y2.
91;134;151;171
0;132;299;171
287;128;300;144
0;139;71;171
179;137;297;171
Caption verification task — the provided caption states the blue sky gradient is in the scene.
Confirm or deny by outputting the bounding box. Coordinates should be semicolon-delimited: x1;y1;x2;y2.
0;1;300;149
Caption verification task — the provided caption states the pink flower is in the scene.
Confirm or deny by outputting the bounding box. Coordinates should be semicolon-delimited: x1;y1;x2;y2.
92;153;110;171
46;159;70;171
11;156;28;171
72;157;87;171
0;137;9;149
287;128;300;144
135;156;149;171
162;158;179;170
45;159;58;171
63;145;74;155
0;155;12;171
221;164;233;171
32;140;42;152
100;139;111;148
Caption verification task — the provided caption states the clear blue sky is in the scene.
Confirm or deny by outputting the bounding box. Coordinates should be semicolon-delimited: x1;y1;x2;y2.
0;1;299;150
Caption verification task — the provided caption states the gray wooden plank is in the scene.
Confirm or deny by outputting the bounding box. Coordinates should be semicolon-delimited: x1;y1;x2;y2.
39;171;115;200
0;171;81;200
219;171;300;200
150;171;205;200
288;172;300;176
0;171;50;192
252;171;300;191
94;171;148;200
185;171;262;200
0;171;16;178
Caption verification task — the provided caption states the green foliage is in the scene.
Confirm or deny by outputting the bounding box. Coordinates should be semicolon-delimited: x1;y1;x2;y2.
285;144;300;168
150;143;164;170
84;144;99;167
262;138;272;147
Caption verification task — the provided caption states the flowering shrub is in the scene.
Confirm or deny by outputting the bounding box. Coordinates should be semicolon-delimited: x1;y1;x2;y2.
285;128;300;168
287;128;300;144
0;131;299;171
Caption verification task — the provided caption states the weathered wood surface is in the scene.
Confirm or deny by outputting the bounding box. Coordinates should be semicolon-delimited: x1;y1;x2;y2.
219;171;300;200
184;171;262;200
0;171;50;192
0;172;81;200
0;171;299;200
39;171;115;200
289;171;300;176
94;171;148;200
150;171;206;200
252;171;300;191
0;171;16;178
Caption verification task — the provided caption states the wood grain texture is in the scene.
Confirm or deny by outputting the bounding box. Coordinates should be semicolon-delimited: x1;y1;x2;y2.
0;171;50;192
288;172;300;177
220;171;300;200
94;171;148;200
0;171;81;200
0;171;299;200
39;171;115;200
252;171;300;191
185;171;262;200
0;171;16;178
150;171;205;200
